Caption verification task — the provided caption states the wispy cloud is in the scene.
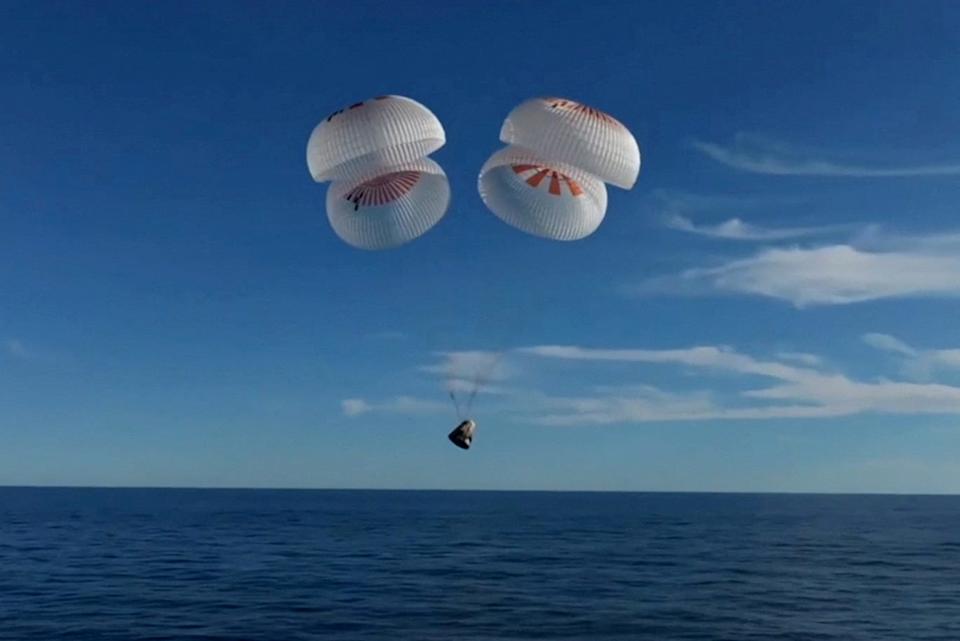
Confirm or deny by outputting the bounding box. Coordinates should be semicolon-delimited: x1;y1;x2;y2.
653;188;853;243
443;377;509;396
518;344;960;425
419;350;513;394
692;134;960;177
636;232;960;307
340;395;448;418
863;333;960;381
663;213;843;241
341;398;373;417
862;333;917;357
531;384;722;426
345;339;960;426
342;352;518;419
776;352;822;366
519;345;814;382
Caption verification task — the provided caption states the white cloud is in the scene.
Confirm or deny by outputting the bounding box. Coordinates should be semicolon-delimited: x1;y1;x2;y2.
862;333;917;356
444;377;508;396
420;350;503;375
644;194;960;308
337;352;520;420
518;343;960;425
519;344;816;382
932;351;960;369
345;339;960;426
776;352;823;366
532;386;720;426
664;213;842;241
640;242;960;307
341;398;372;417
340;395;448;418
862;333;960;380
692;134;960;177
419;350;513;390
852;226;960;253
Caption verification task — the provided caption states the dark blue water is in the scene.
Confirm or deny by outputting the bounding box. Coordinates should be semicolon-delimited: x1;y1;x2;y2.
1;489;958;640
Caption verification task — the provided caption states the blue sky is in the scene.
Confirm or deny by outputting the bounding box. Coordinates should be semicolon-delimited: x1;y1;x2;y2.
2;1;960;492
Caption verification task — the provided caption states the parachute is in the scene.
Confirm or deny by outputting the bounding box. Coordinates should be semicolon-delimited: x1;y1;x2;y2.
306;95;449;249
478;146;608;241
499;97;640;189
326;158;450;250
479;97;640;240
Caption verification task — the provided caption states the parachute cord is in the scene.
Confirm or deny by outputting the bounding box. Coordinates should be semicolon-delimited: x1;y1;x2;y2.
449;390;463;420
464;348;508;415
443;272;550;420
464;374;481;416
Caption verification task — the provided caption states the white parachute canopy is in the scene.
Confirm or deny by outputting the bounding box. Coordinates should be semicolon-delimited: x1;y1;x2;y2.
306;95;449;249
479;96;640;240
500;97;640;189
306;95;446;183
326;158;450;250
478;145;607;241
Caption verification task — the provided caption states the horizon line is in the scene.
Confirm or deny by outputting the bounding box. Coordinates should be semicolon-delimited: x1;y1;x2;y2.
1;484;958;497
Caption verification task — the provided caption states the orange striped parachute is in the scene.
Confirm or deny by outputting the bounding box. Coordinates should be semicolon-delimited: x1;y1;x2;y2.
479;97;641;240
306;96;449;250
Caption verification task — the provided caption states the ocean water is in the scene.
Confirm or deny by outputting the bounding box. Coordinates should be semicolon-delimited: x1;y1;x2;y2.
1;489;958;640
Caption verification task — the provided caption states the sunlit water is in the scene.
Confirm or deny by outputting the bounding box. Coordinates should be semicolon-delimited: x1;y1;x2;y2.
2;488;958;640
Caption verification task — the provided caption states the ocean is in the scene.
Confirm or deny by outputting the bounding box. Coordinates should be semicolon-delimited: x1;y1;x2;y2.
1;488;958;640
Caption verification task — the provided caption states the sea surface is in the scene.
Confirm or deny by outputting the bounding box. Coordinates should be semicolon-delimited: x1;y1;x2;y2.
1;488;958;640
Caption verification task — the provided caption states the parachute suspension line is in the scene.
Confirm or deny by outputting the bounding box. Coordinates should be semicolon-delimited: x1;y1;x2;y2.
463;348;508;415
463;373;482;416
442;265;550;419
453;279;542;417
449;390;463;420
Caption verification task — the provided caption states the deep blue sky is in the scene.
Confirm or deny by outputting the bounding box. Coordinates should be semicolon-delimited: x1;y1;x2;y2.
3;1;960;492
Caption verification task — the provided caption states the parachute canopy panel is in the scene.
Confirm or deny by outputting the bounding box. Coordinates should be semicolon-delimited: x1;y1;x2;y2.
499;97;640;189
326;158;450;250
307;95;446;183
